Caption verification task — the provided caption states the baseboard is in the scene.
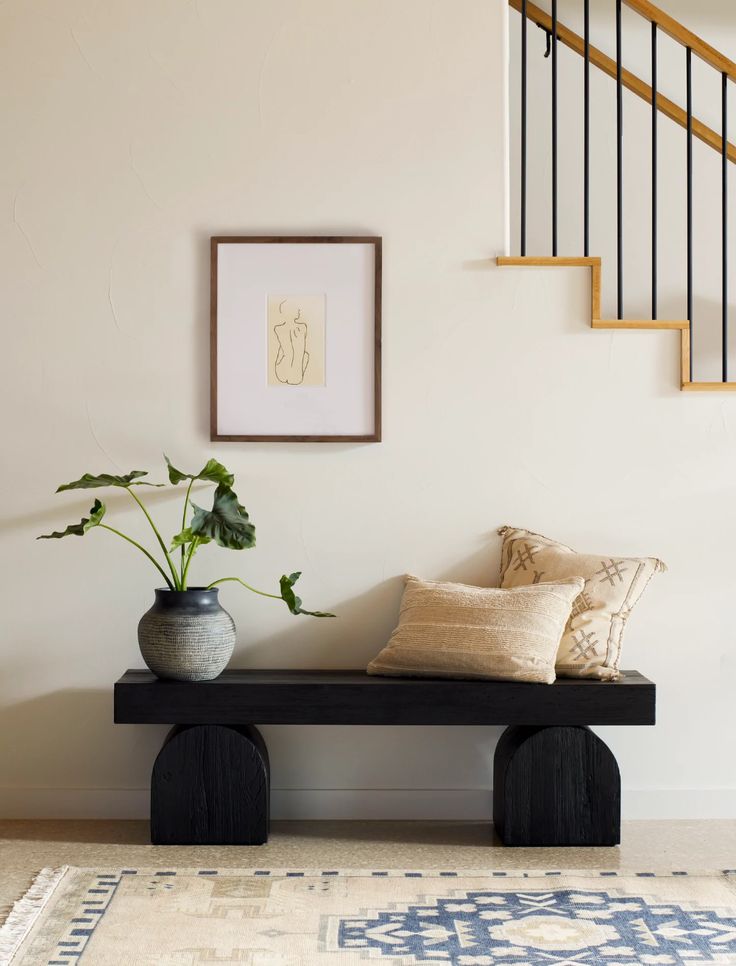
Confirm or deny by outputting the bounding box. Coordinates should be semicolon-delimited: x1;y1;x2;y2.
271;789;494;820
623;788;736;820
0;788;492;821
0;788;151;820
1;787;735;821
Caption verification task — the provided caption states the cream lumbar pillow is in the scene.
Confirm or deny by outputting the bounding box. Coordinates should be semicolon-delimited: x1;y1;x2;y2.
498;526;666;681
367;574;585;685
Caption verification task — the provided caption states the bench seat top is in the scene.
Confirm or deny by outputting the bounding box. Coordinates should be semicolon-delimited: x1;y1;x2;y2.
115;669;655;727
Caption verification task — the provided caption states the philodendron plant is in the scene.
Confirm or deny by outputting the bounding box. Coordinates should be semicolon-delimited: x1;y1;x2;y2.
38;455;334;618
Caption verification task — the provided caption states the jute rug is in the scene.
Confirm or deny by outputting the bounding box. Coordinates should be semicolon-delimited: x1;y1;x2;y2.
2;868;736;965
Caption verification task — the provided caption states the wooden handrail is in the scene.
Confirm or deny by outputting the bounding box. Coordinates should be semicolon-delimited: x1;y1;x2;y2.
622;0;736;83
509;0;736;164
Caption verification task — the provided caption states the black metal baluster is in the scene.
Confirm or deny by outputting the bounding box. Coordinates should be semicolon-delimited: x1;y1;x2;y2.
552;0;558;255
521;0;528;256
651;23;658;319
687;47;693;381
722;73;728;382
616;0;623;318
584;0;590;256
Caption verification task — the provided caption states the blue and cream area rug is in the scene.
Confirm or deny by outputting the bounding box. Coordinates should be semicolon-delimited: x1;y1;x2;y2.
2;868;736;965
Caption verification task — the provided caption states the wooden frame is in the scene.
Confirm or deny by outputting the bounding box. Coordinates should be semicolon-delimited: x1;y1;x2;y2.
210;236;382;442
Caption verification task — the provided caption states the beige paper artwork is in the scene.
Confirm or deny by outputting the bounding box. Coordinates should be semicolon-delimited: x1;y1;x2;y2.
267;295;326;387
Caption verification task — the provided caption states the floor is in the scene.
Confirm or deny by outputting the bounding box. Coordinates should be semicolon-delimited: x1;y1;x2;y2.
2;819;736;921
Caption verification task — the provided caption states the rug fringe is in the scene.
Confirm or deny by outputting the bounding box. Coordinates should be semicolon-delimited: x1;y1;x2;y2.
0;866;68;966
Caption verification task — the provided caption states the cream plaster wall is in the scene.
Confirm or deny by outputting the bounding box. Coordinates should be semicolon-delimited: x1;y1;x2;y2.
1;0;734;820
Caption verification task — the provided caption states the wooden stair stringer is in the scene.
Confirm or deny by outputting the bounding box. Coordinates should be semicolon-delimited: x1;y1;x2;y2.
496;255;734;391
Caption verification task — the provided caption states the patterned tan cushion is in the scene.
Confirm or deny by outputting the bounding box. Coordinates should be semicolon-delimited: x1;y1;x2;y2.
366;574;585;685
498;526;666;680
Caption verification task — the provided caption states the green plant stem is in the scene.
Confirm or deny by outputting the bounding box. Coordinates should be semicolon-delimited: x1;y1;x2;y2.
206;576;282;600
100;524;174;590
127;488;181;589
180;478;195;577
180;536;199;591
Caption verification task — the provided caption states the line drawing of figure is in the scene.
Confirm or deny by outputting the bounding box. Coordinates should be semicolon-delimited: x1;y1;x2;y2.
274;299;310;385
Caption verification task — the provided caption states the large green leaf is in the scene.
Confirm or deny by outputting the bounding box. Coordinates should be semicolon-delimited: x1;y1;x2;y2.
279;572;335;617
38;499;106;539
190;485;256;550
169;527;212;552
165;456;234;488
56;471;160;492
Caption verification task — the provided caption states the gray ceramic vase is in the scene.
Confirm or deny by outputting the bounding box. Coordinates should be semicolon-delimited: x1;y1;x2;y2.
137;588;236;682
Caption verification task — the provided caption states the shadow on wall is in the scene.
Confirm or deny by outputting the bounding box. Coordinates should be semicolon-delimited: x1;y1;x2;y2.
231;577;405;669
229;537;503;668
0;688;166;792
658;292;736;383
0;485;186;538
0;543;505;817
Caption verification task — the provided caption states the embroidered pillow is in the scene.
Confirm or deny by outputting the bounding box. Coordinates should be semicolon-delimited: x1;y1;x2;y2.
367;574;584;685
498;526;665;680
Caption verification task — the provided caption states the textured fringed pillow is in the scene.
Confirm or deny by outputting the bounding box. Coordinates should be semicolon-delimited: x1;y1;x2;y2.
367;575;584;685
498;526;666;681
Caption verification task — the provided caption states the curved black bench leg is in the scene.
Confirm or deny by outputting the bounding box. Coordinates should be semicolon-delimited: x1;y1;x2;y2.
493;725;621;847
151;724;270;845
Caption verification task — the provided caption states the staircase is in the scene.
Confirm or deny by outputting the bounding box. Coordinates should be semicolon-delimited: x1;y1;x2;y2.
500;0;736;391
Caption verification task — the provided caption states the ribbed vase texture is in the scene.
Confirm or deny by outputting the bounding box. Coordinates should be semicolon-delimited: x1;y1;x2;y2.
138;588;236;682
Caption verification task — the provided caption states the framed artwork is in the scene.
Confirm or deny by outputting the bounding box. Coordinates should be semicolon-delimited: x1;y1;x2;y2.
210;236;382;442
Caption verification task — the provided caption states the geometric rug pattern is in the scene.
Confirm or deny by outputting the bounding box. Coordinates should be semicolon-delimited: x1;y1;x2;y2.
3;868;736;965
338;885;736;964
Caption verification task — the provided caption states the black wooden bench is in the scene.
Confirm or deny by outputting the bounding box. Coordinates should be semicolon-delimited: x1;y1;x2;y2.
114;668;655;848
